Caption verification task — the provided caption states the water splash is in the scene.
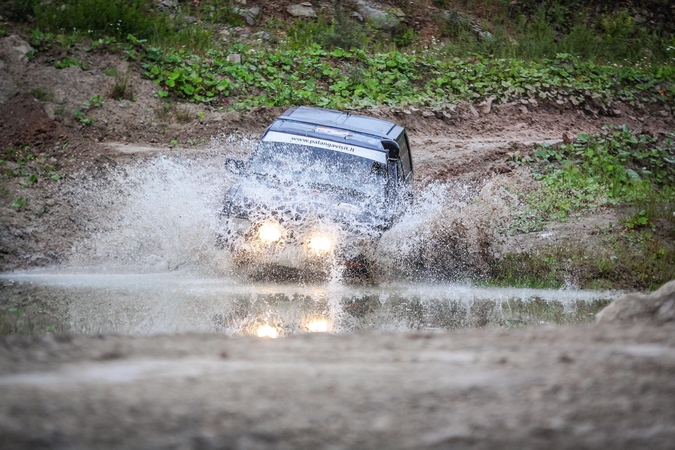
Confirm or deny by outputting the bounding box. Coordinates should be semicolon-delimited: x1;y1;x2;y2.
376;178;517;281
59;136;516;282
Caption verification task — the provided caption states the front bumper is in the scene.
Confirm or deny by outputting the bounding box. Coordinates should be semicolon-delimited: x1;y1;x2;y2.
220;217;379;277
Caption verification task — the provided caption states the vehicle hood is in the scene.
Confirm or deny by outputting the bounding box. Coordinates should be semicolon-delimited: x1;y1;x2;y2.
222;175;393;232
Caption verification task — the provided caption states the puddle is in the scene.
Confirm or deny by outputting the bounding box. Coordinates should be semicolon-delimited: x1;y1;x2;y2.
0;272;613;337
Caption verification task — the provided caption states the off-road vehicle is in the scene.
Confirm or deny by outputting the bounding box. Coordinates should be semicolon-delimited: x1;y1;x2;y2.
220;106;413;280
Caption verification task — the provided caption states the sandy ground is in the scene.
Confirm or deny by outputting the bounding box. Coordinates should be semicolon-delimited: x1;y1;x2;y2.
1;323;675;449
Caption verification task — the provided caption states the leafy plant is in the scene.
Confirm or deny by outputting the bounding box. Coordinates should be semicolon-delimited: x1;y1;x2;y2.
512;125;675;231
11;197;27;210
55;57;86;69
74;109;93;125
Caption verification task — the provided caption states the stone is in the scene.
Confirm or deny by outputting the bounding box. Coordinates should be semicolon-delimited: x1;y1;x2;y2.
354;0;399;30
0;35;34;66
633;14;647;24
287;4;317;18
156;0;177;12
481;96;494;114
252;31;272;41
478;31;493;41
234;6;260;25
469;104;479;118
227;53;241;64
519;106;529;114
596;279;675;325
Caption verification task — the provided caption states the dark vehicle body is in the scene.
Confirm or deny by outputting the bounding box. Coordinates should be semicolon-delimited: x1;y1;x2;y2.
220;106;413;280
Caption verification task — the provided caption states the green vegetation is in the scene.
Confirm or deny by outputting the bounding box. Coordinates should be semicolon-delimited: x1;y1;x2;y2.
29;87;53;102
10;0;218;52
73;94;105;125
511;126;675;233
0;305;57;335
431;0;674;63
6;0;674;110
497;125;675;290
139;45;675;108
490;228;675;291
108;68;134;100
1;146;61;187
54;56;86;69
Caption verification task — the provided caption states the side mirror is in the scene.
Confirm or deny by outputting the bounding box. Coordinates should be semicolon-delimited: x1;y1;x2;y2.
382;140;400;159
225;158;245;175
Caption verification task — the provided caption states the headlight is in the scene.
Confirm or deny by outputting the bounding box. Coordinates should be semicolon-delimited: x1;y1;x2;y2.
256;324;278;338
308;235;332;253
306;319;330;333
258;223;283;243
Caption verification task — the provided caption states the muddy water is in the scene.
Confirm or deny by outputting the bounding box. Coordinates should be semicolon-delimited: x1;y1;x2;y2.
0;146;614;337
0;272;612;336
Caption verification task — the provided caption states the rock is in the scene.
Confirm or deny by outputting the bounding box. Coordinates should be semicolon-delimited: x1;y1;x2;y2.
287;4;317;18
227;53;241;64
633;14;647;24
519;105;528;114
352;11;364;21
478;31;493;41
234;6;260;25
156;0;177;12
481;96;494;114
252;31;271;41
182;15;198;24
468;104;479;118
354;0;399;30
0;35;34;66
596;280;675;325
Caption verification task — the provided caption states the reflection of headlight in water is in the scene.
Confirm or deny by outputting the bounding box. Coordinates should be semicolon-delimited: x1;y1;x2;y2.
308;236;332;253
256;324;278;338
307;319;329;333
258;223;282;243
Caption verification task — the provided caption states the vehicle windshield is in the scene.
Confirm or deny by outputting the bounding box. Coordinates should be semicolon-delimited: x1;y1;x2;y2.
247;141;387;198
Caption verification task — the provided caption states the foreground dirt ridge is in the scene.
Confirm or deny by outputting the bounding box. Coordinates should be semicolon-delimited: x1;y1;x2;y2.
1;324;674;449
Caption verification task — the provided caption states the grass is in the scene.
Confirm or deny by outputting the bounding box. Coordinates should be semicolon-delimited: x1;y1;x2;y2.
510;126;675;233
489;230;675;291
6;0;673;64
108;68;134;101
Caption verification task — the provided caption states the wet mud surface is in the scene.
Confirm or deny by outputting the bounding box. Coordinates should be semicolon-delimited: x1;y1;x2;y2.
1;324;675;449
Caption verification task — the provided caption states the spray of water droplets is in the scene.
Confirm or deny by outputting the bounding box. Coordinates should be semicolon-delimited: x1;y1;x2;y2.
60;136;517;282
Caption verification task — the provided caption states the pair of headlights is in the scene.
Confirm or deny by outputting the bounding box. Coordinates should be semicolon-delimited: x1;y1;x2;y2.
258;223;333;253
